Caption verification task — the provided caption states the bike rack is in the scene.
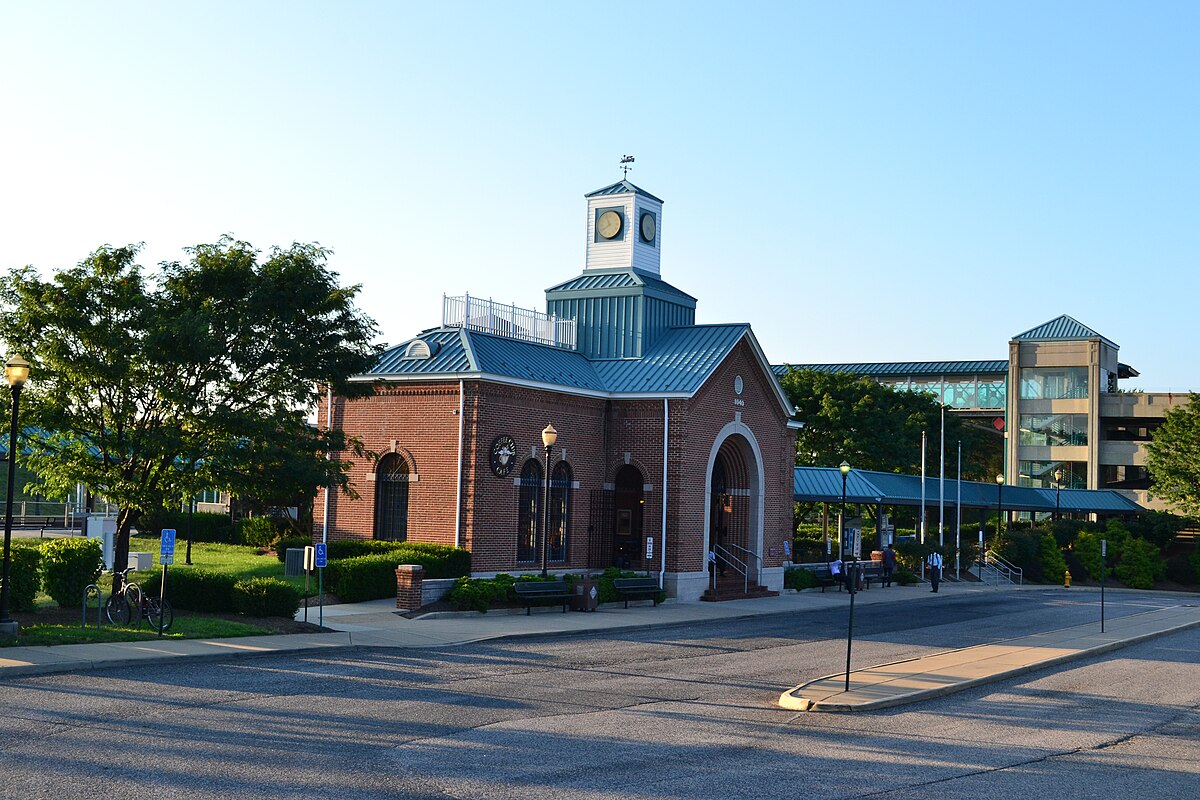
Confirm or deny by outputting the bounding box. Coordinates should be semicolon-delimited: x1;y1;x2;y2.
82;584;102;630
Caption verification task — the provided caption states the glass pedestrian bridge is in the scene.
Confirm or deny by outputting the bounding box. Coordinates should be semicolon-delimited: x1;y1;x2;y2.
772;360;1009;411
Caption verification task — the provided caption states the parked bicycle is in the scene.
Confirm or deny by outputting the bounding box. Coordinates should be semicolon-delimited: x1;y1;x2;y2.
105;568;174;632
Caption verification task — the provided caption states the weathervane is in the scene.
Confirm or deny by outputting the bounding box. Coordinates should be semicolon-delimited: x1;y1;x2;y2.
620;154;635;178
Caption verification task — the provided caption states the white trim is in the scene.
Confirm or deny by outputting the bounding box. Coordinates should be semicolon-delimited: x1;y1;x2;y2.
322;385;332;545
454;379;464;548
660;398;668;590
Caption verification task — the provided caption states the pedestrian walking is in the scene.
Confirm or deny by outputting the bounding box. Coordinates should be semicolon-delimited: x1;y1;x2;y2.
927;549;944;593
882;543;897;587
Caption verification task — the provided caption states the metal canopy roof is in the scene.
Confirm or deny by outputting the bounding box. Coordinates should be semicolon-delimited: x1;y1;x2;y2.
793;467;1143;514
772;360;1008;378
1012;314;1117;349
584;180;664;202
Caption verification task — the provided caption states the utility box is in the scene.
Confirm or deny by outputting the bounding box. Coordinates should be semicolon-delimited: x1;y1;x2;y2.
284;548;305;576
86;515;117;570
128;551;152;571
572;578;599;612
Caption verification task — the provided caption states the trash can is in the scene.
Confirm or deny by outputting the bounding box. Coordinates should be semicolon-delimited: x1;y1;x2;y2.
572;578;599;612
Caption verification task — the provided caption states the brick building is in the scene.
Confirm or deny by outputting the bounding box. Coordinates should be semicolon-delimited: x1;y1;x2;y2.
315;180;799;601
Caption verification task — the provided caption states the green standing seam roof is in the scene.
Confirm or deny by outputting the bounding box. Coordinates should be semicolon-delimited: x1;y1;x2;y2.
772;360;1009;378
1013;315;1117;348
594;324;750;393
793;467;1143;513
547;269;697;303
584;180;664;203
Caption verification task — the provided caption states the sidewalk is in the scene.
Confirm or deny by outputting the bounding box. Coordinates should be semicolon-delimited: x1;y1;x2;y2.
779;602;1200;712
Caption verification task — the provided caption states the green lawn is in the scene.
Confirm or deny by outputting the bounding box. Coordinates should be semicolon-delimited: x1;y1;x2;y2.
2;616;272;647
126;536;311;592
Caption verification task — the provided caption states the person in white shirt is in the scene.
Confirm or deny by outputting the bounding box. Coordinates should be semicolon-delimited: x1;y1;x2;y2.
927;549;944;593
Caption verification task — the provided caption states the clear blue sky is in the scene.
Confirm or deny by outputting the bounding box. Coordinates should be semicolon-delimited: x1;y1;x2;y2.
2;2;1196;390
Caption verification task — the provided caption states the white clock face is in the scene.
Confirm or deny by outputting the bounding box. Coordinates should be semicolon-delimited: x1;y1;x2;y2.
597;210;622;239
640;212;656;242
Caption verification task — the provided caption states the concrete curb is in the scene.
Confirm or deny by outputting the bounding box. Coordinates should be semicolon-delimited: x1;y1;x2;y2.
780;607;1200;712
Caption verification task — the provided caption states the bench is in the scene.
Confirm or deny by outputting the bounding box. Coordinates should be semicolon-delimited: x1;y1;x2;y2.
809;566;842;592
612;577;662;608
513;580;573;615
858;563;885;588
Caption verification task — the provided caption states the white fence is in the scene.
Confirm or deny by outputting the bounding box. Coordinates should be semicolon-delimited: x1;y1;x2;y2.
443;294;576;350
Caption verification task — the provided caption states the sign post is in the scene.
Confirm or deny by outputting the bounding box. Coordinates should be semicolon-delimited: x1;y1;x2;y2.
159;529;176;639
314;542;327;628
1100;538;1107;633
303;545;315;624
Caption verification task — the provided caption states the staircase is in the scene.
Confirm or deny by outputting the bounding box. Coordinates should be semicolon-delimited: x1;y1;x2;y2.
972;552;1024;586
701;574;778;601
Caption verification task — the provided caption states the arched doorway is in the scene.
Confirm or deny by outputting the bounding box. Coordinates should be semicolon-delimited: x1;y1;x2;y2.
612;464;644;568
704;429;763;591
375;453;410;542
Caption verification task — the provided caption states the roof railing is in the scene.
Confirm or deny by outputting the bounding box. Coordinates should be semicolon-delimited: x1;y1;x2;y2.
442;294;577;350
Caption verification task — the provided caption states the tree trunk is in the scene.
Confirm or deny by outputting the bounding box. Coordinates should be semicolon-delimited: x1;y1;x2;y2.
111;508;140;595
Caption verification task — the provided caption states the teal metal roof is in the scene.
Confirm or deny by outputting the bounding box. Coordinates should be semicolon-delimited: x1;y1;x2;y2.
593;324;749;393
584;180;664;203
363;324;755;397
1013;315;1117;348
547;269;696;303
793;467;1143;513
772;360;1008;378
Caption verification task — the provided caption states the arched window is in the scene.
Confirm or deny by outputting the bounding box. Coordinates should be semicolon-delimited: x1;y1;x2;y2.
374;453;410;542
516;459;542;563
548;461;572;562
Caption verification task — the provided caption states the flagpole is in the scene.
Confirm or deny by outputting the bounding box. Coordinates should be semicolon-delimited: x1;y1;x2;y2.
920;431;926;580
956;440;962;581
939;405;945;550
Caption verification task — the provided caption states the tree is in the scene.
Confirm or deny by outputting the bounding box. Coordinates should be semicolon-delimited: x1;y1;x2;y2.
0;239;381;591
1145;393;1200;517
778;368;1000;476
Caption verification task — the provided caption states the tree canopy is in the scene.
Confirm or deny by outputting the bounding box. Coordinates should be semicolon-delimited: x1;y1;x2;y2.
0;238;381;582
1145;393;1200;517
778;368;1001;478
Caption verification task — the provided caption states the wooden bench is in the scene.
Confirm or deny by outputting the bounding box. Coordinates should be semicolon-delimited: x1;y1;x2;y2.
612;577;662;608
858;563;885;588
513;580;573;615
810;566;841;592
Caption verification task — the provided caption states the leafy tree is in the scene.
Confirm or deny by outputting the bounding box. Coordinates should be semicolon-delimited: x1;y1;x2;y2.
1116;537;1166;589
779;368;1001;477
0;239;380;591
1145;393;1200;516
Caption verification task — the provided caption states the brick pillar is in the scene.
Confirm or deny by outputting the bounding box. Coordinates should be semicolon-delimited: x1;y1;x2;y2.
395;564;425;611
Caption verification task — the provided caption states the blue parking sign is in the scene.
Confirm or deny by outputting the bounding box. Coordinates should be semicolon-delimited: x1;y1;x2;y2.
161;529;176;565
315;543;327;569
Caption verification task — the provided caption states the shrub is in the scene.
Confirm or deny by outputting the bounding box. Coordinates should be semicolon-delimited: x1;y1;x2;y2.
996;530;1045;582
1038;534;1068;584
1164;554;1197;586
275;535;313;562
237;516;281;548
447;574;518;613
40;537;102;608
784;567;816;591
1074;532;1105;579
1116;538;1165;590
139;510;236;543
144;568;239;612
232;577;301;618
325;554;399;602
1126;511;1192;550
895;568;917;586
1191;548;1200;585
6;544;42;612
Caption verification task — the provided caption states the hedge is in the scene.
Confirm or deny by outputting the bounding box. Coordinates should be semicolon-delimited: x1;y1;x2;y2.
142;568;239;613
232;577;301;618
40;537;103;608
276;535;313;562
238;517;284;548
325;554;400;603
6;545;42;612
784;567;816;590
139;510;236;544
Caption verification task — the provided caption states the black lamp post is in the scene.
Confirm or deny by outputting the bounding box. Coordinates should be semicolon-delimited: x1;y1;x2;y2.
995;473;1005;544
539;423;557;578
839;460;856;693
0;354;30;637
1053;467;1064;521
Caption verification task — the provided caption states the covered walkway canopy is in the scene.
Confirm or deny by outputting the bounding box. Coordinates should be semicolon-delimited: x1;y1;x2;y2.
793;467;1144;515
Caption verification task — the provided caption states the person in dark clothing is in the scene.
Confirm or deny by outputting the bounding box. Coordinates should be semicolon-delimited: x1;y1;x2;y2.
927;549;944;593
881;544;897;587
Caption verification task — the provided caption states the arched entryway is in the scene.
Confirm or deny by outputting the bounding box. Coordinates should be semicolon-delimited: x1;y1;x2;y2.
611;464;644;568
703;425;765;597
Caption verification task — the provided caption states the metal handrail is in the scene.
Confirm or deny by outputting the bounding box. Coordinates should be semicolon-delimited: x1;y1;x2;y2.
983;551;1024;585
713;544;749;594
725;542;761;586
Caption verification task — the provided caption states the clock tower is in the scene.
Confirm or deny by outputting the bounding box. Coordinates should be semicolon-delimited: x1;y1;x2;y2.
584;180;663;277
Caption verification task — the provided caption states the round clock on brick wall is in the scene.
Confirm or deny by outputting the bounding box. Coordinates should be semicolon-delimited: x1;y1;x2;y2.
490;435;517;477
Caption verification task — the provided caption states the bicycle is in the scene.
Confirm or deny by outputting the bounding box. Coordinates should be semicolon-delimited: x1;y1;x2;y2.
105;567;175;632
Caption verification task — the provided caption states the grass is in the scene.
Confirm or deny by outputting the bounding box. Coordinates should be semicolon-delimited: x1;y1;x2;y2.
2;616;272;647
125;536;311;592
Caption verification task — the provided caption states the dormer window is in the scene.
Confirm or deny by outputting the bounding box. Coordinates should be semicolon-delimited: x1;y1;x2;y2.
402;339;438;360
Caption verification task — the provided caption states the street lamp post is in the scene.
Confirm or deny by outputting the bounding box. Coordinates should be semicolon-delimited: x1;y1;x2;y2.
995;473;1005;545
0;355;31;638
1053;467;1064;521
839;460;856;693
539;423;558;579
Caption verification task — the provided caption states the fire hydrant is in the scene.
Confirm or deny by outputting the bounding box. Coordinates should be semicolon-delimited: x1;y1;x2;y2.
1064;569;1071;589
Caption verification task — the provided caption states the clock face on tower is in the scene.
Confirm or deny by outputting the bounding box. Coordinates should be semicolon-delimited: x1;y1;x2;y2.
640;211;656;243
597;209;623;239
